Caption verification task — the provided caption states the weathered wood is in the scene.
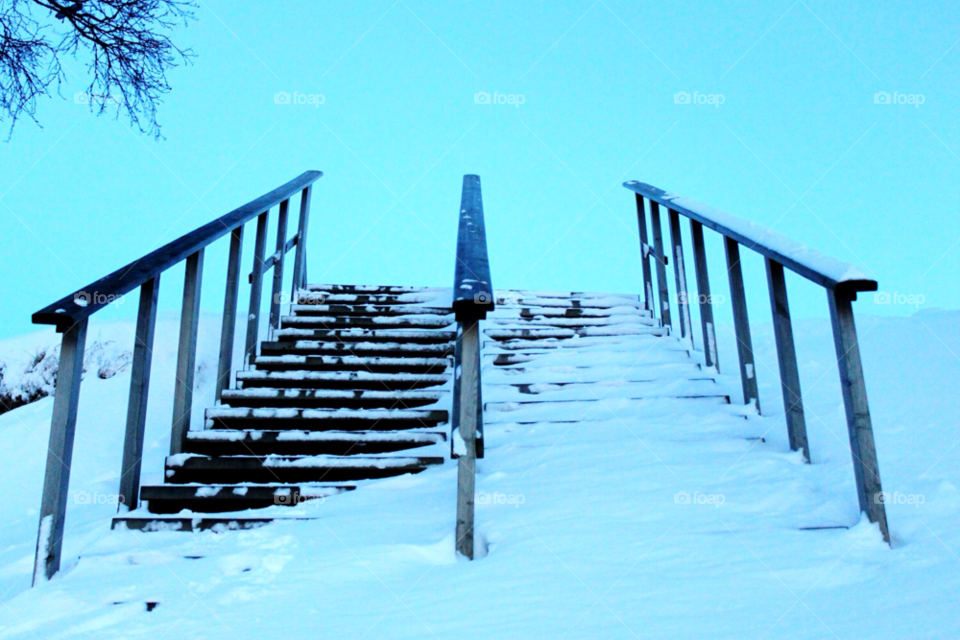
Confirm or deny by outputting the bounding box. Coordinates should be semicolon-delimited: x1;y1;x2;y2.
724;238;760;411
452;175;494;321
249;235;297;284
648;200;672;330
668;208;693;342
245;211;270;363
170;250;204;455
269;199;290;329
291;186;312;297
34;172;323;331
451;321;484;459
828;288;889;543
765;259;809;461
118;278;160;511
216;228;244;402
690;220;719;371
455;319;480;559
32;319;87;584
634;194;654;313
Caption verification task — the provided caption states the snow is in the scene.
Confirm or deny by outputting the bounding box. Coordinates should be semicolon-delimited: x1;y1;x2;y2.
0;305;959;637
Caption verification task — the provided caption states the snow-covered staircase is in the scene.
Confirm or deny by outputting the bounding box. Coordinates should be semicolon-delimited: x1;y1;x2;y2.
113;284;456;531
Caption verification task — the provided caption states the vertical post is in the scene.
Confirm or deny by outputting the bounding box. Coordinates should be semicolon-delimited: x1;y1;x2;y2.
291;186;312;298
246;211;270;363
170;250;204;455
828;288;889;543
765;259;809;461
269;199;290;329
118;277;160;511
648;201;672;330
724;237;760;411
634;194;654;313
455;318;481;559
33;319;87;584
668;208;693;343
216;227;244;402
690;221;719;371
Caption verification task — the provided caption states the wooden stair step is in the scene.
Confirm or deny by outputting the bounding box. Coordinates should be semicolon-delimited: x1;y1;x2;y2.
260;340;454;358
489;316;657;329
291;304;452;317
280;315;453;330
219;388;445;410
185;429;446;456
294;292;439;306
205;407;448;430
252;355;450;374
484;326;668;341
139;484;353;514
302;284;436;295
165;454;444;483
112;516;287;532
274;328;456;344
236;370;450;391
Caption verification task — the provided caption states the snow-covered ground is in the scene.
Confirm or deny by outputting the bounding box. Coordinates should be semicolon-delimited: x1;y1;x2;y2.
0;304;958;638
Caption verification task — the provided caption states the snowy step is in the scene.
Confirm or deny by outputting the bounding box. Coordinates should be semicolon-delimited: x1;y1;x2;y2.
165;454;444;484
484;325;668;341
260;340;454;358
495;291;645;307
185;429;446;456
251;355;451;374
236;370;450;391
294;292;440;306
219;388;445;410
274;328;456;344
291;304;452;317
489;315;657;329
485;396;731;424
302;283;436;295
112;516;285;532
484;379;721;402
280;315;454;330
139;484;353;514
204;407;448;431
492;306;653;318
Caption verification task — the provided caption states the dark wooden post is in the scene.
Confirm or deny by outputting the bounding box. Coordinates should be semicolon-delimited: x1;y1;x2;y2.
648;201;672;330
291;186;312;297
216;227;244;402
724;237;760;411
690;221;719;371
668;208;693;343
245;211;269;363
828;288;890;543
32;319;87;584
766;259;809;461
269;199;290;329
118;278;160;511
455;318;480;559
170;249;204;455
634;194;654;313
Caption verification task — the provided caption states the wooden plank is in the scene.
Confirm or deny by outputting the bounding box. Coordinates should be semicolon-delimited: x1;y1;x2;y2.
765;258;809;461
455;319;480;559
668;208;693;342
634;194;655;313
170;250;204;455
34;172;322;331
690;220;719;371
269;199;290;329
118;278;160;511
33;319;87;584
648;200;672;330
452;175;494;321
291;186;312;296
216;228;244;402
248;235;297;284
828;288;890;543
724;238;760;411
245;211;270;363
451;321;484;459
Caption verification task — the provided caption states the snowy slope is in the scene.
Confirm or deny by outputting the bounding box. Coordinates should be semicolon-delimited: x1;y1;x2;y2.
0;305;958;638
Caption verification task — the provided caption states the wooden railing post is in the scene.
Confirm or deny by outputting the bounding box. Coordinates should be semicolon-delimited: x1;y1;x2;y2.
291;186;312;297
455;318;480;559
216;228;244;402
170;249;204;455
32;319;87;584
269;199;290;329
668;208;693;343
117;278;160;511
245;211;270;363
690;221;719;371
828;288;890;543
766;259;809;461
634;194;655;313
724;237;760;411
648;201;672;330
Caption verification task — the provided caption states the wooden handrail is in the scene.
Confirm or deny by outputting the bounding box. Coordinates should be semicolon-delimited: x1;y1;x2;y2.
33;171;322;331
452;175;494;321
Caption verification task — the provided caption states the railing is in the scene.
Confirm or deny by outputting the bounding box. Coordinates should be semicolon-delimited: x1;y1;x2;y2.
451;174;494;560
31;171;322;583
624;181;889;544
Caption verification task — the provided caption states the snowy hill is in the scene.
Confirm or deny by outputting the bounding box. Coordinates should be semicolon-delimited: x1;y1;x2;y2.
0;307;958;638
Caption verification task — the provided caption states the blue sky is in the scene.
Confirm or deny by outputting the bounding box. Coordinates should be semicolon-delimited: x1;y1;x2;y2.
1;0;957;340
